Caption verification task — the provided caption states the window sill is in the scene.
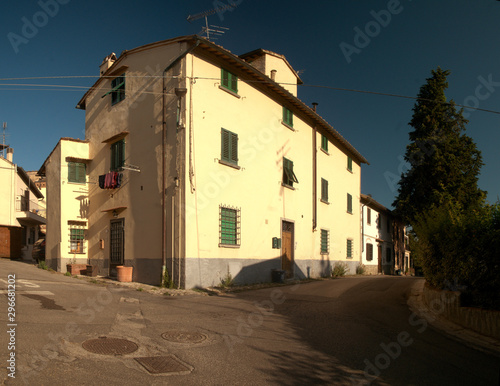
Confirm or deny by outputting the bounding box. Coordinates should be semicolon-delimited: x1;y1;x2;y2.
320;252;329;256
219;159;241;170
320;199;329;205
281;121;295;131
282;183;295;190
111;98;125;107
219;85;241;99
68;181;87;185
218;243;240;249
347;211;353;215
346;168;353;174
320;148;329;155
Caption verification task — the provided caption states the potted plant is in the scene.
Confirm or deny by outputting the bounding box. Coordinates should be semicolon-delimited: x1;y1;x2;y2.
86;258;97;277
116;265;133;282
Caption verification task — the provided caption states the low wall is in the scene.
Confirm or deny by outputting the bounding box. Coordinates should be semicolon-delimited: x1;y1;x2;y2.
422;283;500;340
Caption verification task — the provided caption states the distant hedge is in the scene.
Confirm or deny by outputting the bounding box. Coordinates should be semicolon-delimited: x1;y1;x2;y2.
413;203;500;310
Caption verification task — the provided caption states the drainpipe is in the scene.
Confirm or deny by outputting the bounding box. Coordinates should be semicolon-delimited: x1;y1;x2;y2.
312;103;318;231
161;40;200;286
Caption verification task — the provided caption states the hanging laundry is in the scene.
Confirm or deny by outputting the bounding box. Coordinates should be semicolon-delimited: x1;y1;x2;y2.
98;175;105;189
116;173;123;188
104;172;112;189
111;172;118;189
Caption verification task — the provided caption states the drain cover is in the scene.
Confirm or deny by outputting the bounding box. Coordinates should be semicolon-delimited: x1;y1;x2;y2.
82;337;138;355
135;355;192;375
161;331;207;344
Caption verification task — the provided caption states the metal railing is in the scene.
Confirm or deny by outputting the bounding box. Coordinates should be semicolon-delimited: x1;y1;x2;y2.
16;196;46;218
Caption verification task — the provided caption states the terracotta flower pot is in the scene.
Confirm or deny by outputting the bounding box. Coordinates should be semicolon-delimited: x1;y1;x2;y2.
116;266;133;282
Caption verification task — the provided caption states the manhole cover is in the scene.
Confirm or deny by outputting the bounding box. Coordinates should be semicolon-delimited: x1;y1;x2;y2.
161;331;207;344
82;337;138;355
135;355;192;375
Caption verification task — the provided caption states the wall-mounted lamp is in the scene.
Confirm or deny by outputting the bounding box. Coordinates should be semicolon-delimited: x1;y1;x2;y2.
112;210;118;218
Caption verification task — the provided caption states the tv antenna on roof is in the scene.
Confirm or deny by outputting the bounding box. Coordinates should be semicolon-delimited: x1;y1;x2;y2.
1;122;8;159
186;4;235;41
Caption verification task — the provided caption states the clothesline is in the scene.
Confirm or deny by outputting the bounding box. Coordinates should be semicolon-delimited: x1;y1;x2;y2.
98;172;123;189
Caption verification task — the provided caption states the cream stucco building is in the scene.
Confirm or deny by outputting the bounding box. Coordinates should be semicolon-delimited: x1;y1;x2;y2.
38;138;90;271
43;35;369;288
0;147;45;260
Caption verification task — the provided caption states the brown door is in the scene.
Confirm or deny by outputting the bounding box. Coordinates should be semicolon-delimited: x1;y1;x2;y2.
110;219;125;278
282;221;294;278
378;244;382;274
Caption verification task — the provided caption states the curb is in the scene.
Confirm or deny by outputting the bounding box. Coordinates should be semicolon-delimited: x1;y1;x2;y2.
407;279;500;358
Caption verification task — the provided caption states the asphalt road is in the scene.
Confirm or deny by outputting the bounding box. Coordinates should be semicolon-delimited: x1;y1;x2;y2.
0;259;498;385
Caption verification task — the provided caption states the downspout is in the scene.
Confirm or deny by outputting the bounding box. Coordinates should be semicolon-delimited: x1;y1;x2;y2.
161;39;200;285
312;103;318;231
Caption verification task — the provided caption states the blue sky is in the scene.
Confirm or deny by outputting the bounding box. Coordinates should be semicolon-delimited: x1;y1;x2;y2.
1;0;499;209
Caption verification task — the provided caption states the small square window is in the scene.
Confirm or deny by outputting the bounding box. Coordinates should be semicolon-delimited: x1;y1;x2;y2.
221;129;238;166
282;106;293;127
221;68;238;93
321;229;329;254
68;162;86;184
347;193;353;214
283;157;299;187
219;206;240;246
321;178;328;203
347;239;353;259
321;135;328;152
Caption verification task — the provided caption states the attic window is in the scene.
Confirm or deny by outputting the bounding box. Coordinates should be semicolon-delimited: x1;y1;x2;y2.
221;68;238;94
102;73;125;105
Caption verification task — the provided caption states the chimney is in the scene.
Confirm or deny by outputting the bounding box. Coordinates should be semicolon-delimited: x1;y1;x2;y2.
270;69;277;81
7;147;13;162
99;53;117;76
312;102;318;112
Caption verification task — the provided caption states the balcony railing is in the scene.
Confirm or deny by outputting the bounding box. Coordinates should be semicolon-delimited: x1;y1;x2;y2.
16;196;46;218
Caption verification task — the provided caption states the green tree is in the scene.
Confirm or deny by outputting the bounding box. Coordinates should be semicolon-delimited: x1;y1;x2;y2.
394;67;485;225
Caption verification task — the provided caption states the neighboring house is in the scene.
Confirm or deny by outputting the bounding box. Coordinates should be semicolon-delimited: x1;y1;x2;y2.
37;138;90;272
43;35;368;288
360;194;411;275
26;171;47;234
0;147;45;260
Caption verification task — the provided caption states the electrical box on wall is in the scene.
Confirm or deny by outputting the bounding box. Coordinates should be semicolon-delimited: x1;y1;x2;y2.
272;237;281;249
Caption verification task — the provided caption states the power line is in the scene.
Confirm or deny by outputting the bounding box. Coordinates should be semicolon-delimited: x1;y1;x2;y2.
0;75;499;116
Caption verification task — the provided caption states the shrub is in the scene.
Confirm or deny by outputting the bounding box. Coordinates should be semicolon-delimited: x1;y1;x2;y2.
356;264;366;275
331;262;348;278
38;261;48;270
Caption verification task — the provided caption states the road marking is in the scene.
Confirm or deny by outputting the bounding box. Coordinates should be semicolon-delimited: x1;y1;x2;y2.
0;290;54;295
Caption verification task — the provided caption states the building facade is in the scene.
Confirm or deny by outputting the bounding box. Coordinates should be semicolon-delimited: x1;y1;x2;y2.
0;147;45;260
38;138;90;271
44;35;368;288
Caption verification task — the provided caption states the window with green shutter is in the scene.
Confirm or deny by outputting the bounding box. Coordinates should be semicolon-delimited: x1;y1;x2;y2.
219;206;240;246
320;229;329;254
321;134;328;152
347;239;353;259
347;193;353;214
321;178;328;203
283;157;298;187
221;129;238;166
347;156;353;172
282;106;293;127
68;162;86;183
367;208;371;225
111;139;125;171
221;68;238;93
110;74;125;105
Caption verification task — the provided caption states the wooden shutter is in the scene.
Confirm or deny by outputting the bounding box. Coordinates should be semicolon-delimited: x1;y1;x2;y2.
68;162;76;182
321;178;328;202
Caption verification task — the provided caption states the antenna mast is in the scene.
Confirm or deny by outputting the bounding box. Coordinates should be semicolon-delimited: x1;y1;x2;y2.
1;122;7;159
186;4;235;41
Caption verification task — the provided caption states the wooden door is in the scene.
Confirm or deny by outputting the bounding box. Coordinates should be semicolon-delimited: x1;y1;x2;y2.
282;221;294;278
110;219;125;277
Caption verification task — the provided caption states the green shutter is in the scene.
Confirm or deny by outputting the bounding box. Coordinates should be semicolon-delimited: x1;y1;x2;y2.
221;68;238;93
347;239;352;258
347;156;353;172
283;157;298;187
321;229;329;253
347;193;352;213
68;162;76;182
321;135;328;152
221;129;238;165
283;107;293;127
321;178;328;202
111;140;125;171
